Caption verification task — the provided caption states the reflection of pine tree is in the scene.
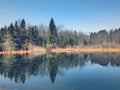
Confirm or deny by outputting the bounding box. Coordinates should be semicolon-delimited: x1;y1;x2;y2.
49;65;58;84
21;74;26;84
47;55;58;84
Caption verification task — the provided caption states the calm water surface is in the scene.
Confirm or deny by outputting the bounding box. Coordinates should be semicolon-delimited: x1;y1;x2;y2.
0;53;120;90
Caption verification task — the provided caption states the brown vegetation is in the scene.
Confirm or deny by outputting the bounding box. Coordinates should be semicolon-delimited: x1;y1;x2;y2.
0;50;31;55
51;45;120;53
0;44;120;55
27;44;46;57
51;48;120;53
0;45;46;55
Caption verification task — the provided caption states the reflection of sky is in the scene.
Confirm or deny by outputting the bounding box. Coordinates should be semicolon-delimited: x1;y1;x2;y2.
0;64;120;90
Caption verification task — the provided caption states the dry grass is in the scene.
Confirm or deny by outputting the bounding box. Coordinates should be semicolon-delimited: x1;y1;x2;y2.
51;46;120;53
28;45;46;55
0;44;120;55
0;50;31;55
0;45;46;55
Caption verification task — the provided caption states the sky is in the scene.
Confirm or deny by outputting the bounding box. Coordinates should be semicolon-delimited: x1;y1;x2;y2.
0;0;120;33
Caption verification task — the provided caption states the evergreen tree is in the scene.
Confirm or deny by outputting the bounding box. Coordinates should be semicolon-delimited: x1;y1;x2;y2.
9;23;14;33
15;21;19;31
48;18;58;45
20;19;26;29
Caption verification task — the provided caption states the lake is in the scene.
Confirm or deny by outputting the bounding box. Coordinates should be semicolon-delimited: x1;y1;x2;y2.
0;53;120;90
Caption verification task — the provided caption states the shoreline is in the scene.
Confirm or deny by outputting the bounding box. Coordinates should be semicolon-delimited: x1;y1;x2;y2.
0;50;31;55
0;47;120;55
51;48;120;53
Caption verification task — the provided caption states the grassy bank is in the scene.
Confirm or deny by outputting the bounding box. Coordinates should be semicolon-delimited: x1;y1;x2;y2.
50;45;120;53
0;45;120;55
0;45;46;55
51;48;120;53
0;50;31;55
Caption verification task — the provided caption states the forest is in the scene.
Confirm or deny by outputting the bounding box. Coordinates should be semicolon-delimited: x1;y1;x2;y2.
0;18;120;51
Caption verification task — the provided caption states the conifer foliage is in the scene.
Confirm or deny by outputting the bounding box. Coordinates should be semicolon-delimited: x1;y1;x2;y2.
48;18;58;44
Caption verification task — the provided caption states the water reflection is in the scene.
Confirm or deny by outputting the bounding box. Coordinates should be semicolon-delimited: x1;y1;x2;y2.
0;53;120;84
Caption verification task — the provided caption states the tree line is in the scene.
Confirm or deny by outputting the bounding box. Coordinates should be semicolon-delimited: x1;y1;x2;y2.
0;18;120;51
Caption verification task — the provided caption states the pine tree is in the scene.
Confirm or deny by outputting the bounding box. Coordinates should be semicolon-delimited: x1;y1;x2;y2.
21;19;26;29
48;18;58;45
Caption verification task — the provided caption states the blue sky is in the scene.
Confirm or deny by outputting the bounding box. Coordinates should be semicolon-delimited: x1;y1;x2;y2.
0;0;120;33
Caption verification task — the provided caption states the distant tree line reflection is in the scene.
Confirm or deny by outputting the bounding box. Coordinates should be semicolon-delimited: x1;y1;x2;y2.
0;53;120;84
